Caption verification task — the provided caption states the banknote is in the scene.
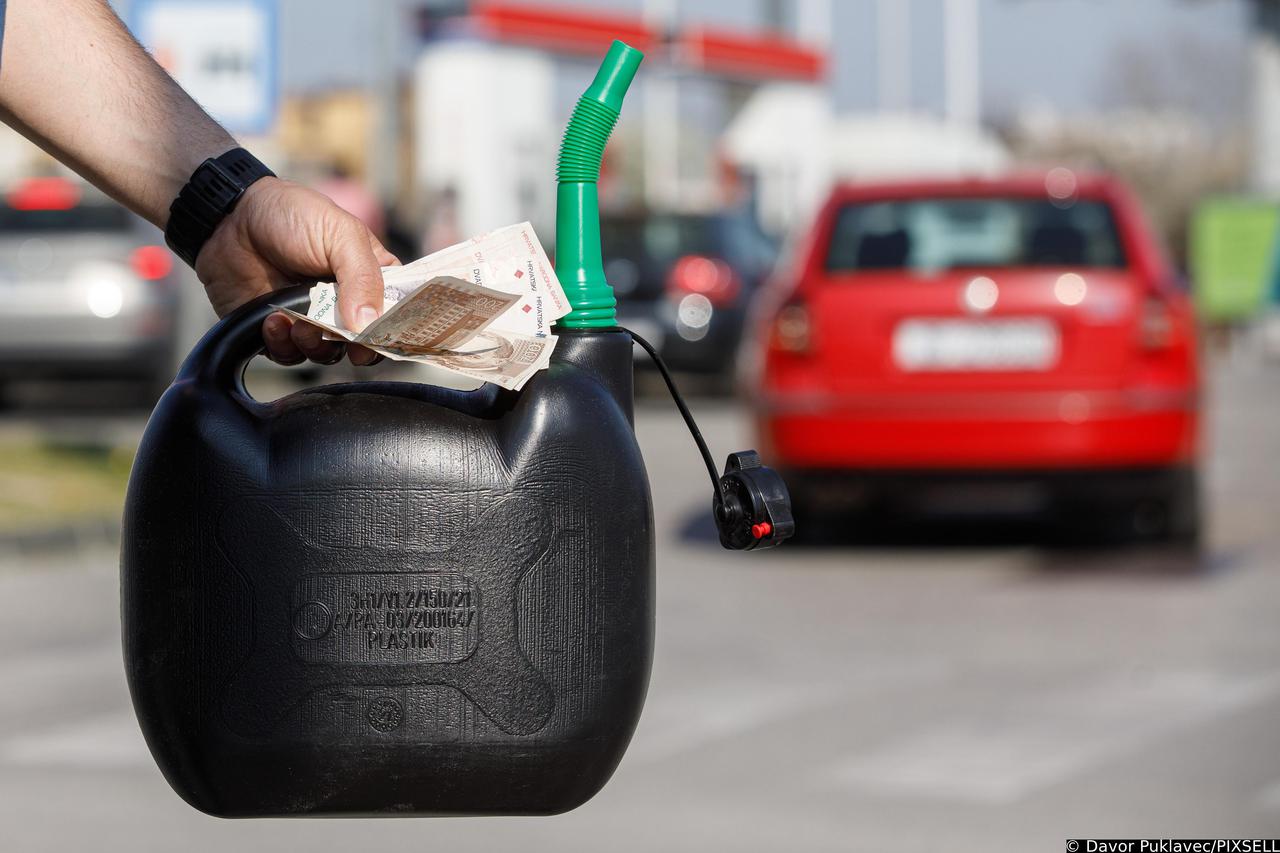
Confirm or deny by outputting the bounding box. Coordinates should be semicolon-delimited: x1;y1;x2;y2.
301;222;567;341
306;267;474;329
375;330;553;391
275;276;516;351
399;222;569;339
273;302;549;389
271;222;567;391
359;277;518;351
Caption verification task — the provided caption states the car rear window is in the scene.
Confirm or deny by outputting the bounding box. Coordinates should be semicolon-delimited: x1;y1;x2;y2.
824;197;1126;273
0;203;132;233
602;216;720;268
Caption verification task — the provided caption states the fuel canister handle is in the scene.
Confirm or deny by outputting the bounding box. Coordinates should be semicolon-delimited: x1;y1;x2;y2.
176;283;311;399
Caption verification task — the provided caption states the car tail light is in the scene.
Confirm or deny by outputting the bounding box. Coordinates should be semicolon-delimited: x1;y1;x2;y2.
1138;294;1176;350
666;254;740;307
770;300;813;354
7;177;80;211
130;245;174;281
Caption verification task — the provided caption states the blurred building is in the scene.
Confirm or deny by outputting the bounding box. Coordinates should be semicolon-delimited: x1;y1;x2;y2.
277;91;377;184
723;89;1010;235
405;1;827;246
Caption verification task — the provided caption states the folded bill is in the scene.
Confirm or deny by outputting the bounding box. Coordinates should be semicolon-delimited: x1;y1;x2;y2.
400;221;569;339
274;275;516;349
376;329;554;391
271;222;569;392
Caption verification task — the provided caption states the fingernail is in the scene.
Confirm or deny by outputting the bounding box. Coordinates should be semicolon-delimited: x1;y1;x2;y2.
356;306;379;331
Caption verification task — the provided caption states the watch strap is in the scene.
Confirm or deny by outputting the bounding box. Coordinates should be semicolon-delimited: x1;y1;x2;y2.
165;148;275;268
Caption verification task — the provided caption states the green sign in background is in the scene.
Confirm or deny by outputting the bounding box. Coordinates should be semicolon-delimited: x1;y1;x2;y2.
1189;198;1280;322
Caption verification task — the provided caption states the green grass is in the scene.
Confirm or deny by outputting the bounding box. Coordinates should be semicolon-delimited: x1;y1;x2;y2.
0;441;133;533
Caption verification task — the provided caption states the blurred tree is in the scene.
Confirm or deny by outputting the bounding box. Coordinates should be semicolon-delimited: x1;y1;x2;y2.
1002;23;1248;267
1097;32;1246;130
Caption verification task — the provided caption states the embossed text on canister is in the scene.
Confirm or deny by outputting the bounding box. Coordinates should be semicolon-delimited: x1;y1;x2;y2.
292;573;480;664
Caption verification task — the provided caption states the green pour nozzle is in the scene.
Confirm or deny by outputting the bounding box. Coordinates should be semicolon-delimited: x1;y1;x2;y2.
555;40;643;329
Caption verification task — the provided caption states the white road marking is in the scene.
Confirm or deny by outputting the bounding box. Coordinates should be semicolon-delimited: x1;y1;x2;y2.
0;711;151;769
827;670;1280;804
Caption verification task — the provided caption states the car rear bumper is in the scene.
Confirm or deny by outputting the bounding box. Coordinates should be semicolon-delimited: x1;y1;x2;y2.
0;297;175;381
755;387;1198;468
0;341;174;382
783;464;1196;519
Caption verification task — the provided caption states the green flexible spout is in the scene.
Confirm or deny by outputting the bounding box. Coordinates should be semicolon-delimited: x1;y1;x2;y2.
555;40;643;329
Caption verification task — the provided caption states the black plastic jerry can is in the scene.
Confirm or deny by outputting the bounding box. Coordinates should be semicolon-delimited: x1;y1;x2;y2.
121;40;791;818
123;303;652;815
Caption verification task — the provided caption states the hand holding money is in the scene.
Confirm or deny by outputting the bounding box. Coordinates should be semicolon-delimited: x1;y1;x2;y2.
274;222;570;391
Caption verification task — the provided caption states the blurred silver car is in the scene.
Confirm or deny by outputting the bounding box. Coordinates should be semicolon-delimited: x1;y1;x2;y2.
0;177;180;398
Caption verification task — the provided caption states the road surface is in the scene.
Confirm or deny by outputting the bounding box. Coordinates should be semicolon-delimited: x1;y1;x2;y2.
1;358;1279;851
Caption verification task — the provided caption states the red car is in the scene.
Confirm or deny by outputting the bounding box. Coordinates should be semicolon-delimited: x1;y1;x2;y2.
749;173;1200;543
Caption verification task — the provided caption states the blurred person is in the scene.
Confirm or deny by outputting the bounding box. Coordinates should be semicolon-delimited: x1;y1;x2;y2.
0;0;393;366
314;160;386;241
422;186;461;254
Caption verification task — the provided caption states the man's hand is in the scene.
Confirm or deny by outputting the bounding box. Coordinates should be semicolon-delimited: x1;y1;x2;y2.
195;176;398;366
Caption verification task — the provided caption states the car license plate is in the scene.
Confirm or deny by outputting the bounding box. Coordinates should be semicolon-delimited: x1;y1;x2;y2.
893;318;1059;371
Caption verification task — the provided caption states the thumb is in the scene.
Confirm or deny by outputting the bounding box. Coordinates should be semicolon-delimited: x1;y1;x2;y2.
331;218;385;331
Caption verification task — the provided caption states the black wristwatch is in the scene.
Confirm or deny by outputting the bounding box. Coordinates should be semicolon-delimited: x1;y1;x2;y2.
164;147;275;268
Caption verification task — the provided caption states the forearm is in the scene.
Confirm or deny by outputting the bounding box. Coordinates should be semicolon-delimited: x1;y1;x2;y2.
0;0;235;227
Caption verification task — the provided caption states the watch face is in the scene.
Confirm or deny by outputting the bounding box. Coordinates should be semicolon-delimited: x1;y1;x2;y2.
193;161;244;208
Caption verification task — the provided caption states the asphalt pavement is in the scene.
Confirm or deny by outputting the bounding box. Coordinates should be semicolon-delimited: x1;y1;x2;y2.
2;357;1280;851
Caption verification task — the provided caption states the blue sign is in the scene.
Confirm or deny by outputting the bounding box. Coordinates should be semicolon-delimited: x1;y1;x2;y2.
130;0;279;135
